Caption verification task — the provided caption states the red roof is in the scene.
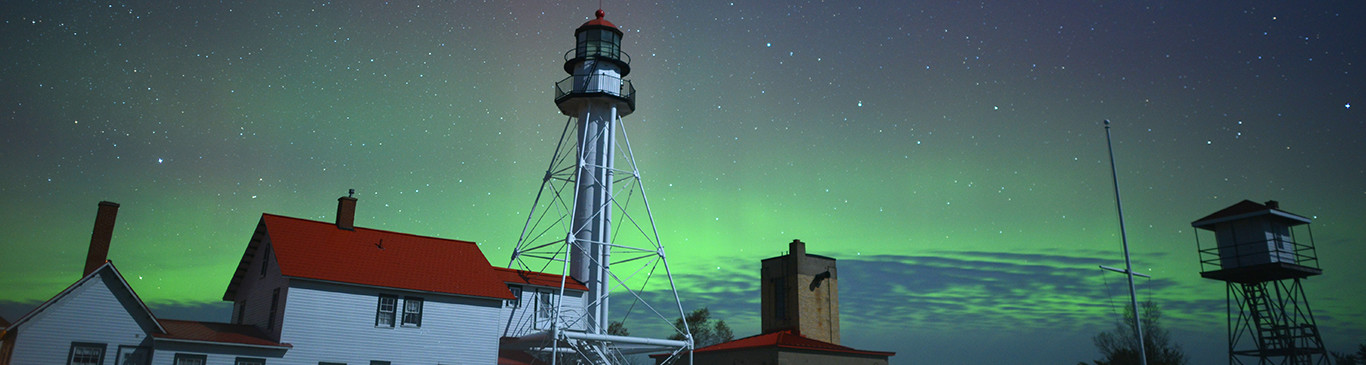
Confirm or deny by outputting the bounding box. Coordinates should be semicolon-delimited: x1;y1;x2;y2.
675;330;895;357
248;214;516;300
578;9;619;31
494;267;588;291
498;349;550;365
155;319;290;348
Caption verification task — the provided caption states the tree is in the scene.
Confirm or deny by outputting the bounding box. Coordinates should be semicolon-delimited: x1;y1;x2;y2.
1089;301;1187;365
714;319;734;344
1331;342;1366;365
667;307;735;347
1333;351;1359;365
608;320;630;336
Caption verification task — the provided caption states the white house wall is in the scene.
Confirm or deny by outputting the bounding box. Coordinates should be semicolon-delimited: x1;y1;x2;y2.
151;341;286;365
277;279;503;365
6;269;157;365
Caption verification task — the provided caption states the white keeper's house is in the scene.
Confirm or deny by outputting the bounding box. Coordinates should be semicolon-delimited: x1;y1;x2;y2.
1;197;585;365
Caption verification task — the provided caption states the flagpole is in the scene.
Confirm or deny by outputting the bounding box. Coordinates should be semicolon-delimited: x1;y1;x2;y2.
1105;119;1147;365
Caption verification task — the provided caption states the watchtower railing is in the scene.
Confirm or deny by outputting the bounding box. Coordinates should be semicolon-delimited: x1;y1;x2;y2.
1195;233;1321;273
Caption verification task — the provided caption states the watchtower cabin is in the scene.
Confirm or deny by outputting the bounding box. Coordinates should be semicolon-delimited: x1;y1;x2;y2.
1191;200;1329;365
1192;200;1320;282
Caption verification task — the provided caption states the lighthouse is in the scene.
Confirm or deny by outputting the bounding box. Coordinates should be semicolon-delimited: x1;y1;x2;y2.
507;9;691;364
556;9;634;336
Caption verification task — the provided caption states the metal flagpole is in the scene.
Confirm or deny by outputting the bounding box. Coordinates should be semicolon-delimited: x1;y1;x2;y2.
1104;119;1147;365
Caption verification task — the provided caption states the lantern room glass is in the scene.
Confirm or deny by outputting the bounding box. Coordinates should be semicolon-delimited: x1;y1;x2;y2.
576;28;620;60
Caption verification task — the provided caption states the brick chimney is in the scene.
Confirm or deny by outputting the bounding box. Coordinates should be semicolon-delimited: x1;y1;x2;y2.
84;201;120;276
336;189;357;230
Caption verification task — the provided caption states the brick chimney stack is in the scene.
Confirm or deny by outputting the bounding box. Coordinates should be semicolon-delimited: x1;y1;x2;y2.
337;189;357;230
84;201;120;276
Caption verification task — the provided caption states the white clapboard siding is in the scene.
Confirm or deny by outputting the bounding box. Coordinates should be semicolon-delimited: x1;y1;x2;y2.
275;279;503;365
6;267;157;365
150;341;286;365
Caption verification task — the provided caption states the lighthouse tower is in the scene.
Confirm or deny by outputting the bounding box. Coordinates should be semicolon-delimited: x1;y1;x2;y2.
507;10;691;364
558;9;633;335
1192;200;1329;365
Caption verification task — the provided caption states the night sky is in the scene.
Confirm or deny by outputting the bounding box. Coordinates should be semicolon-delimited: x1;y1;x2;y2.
2;1;1364;364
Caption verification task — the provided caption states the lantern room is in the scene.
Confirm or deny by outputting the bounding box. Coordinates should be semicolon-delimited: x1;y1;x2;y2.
1192;200;1321;283
554;9;635;116
564;9;630;76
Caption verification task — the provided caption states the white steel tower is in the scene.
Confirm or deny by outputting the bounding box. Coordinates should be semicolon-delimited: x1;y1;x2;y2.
506;10;692;364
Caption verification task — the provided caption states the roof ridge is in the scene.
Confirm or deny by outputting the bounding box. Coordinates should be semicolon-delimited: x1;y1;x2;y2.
261;213;479;245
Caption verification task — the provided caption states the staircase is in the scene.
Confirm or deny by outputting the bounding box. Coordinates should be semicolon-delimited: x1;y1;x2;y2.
1241;282;1327;364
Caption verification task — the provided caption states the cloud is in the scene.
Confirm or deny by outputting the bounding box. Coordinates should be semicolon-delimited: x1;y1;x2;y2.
0;299;230;324
649;250;1224;339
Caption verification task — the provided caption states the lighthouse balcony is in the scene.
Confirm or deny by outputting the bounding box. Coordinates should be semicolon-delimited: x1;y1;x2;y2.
554;74;636;112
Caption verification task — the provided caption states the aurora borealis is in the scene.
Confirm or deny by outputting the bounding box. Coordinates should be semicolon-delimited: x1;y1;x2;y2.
2;1;1364;363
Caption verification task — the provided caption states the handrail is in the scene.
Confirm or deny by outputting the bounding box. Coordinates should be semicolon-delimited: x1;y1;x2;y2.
554;74;635;110
564;48;632;65
1196;237;1320;272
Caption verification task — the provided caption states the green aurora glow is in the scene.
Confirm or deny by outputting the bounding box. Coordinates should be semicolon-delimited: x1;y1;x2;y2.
2;1;1364;364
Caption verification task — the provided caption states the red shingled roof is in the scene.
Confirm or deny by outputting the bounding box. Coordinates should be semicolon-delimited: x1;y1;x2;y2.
256;214;515;300
494;267;588;291
683;330;895;357
155;319;290;348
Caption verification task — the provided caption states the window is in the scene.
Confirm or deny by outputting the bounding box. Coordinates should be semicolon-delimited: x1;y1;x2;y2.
773;279;787;320
260;246;271;276
536;289;554;327
268;288;280;330
370;362;391;365
115;345;150;365
401;296;423;326
68;342;105;365
375;294;397;327
508;286;523;308
235;358;266;365
173;354;207;365
319;362;346;365
236;300;247;324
